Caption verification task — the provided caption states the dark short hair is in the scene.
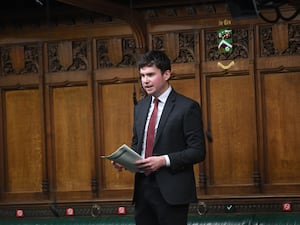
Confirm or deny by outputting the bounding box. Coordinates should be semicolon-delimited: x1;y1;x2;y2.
138;50;171;73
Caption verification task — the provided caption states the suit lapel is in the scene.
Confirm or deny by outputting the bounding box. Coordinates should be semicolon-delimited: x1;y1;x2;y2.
136;97;152;153
154;90;176;147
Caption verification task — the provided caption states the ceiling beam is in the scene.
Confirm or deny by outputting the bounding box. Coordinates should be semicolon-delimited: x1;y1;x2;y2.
56;0;147;50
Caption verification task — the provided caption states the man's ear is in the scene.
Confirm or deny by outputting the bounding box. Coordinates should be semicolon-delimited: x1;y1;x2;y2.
164;70;171;81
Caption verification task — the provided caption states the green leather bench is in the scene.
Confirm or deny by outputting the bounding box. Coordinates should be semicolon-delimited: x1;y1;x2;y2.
1;214;300;225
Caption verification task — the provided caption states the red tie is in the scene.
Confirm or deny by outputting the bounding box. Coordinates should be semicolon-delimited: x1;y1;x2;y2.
145;98;159;158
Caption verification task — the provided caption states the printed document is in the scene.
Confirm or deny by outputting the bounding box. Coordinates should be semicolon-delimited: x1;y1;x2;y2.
101;144;142;173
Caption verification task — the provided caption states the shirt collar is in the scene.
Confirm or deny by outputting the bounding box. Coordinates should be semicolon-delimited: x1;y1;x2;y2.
153;85;172;104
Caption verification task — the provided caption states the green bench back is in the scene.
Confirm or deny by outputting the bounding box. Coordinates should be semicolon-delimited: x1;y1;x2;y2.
1;214;299;225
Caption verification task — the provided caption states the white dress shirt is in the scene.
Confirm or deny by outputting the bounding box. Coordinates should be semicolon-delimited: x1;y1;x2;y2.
141;86;172;166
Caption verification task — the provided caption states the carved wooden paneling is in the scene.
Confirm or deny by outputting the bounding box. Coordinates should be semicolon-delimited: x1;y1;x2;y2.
152;31;196;64
48;40;88;73
204;73;258;195
51;86;94;199
1;44;40;76
0;4;299;212
2;89;44;199
260;71;300;193
260;24;300;57
95;37;136;69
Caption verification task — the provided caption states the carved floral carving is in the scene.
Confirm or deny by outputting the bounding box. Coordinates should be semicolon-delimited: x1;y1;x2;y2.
174;32;195;63
96;40;113;69
152;35;165;52
96;37;136;68
1;45;40;75
152;32;195;63
1;47;15;75
117;38;136;67
48;40;88;72
260;23;300;57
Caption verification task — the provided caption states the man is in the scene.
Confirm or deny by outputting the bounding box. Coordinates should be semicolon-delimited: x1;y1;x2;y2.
114;50;206;225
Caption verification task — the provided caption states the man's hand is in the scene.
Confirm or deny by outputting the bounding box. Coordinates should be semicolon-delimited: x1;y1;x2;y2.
112;161;124;172
135;156;166;174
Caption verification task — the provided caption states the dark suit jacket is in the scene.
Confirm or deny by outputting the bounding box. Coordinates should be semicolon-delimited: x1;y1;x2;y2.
132;89;206;205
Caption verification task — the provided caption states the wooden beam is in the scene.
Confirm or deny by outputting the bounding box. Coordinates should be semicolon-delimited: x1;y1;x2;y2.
56;0;147;50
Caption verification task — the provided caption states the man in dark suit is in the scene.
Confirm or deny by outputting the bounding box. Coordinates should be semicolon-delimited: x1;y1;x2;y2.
114;50;205;225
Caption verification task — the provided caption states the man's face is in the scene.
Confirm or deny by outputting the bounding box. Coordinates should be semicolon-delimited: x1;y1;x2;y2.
140;65;171;97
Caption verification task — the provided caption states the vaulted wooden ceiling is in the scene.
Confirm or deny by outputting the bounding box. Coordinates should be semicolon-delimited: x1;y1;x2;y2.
0;0;299;31
0;0;228;48
0;0;299;53
0;0;226;29
1;0;299;27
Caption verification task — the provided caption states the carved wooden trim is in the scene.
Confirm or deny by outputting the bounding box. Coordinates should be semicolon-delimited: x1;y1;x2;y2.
260;23;300;57
48;40;88;72
1;44;41;76
96;37;136;69
152;32;195;63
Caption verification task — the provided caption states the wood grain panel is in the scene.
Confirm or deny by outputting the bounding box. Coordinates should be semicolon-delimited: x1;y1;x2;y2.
170;78;196;100
101;83;136;190
10;46;25;73
262;72;300;184
57;41;73;68
5;89;42;192
52;86;93;192
207;74;257;187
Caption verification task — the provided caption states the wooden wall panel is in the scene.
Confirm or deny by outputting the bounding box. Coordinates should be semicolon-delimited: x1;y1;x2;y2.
52;86;93;194
170;78;197;100
4;89;42;193
261;72;300;189
205;74;258;194
0;7;299;211
100;83;136;192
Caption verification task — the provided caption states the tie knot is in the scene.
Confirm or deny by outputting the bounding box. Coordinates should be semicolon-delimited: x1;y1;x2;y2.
153;97;159;106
